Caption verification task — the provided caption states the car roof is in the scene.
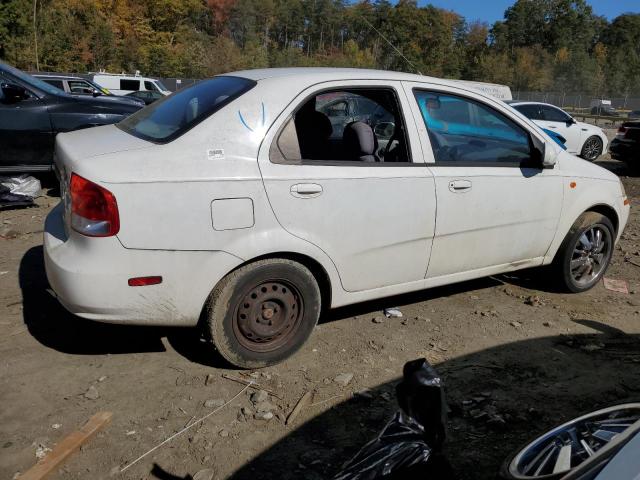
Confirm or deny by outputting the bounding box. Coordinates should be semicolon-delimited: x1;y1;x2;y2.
34;74;87;81
506;100;563;109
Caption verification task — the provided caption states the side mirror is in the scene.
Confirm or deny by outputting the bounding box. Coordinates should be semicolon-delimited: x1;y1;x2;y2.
567;117;576;126
1;82;29;103
374;122;395;139
530;133;557;168
92;89;103;97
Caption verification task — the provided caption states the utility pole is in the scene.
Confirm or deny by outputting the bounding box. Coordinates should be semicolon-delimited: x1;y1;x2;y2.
33;0;39;71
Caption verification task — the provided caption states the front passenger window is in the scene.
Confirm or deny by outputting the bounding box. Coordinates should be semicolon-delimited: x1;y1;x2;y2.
414;90;533;165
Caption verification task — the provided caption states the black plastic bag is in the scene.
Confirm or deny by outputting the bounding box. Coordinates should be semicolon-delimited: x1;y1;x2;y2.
333;358;452;480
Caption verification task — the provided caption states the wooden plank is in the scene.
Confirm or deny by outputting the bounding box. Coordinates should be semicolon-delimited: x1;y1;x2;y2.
286;391;313;426
18;411;112;480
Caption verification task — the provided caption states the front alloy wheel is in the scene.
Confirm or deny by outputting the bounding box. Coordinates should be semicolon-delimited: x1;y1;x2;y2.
555;212;614;293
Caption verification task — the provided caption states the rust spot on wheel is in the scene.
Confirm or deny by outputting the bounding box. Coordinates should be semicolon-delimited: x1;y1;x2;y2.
233;280;304;353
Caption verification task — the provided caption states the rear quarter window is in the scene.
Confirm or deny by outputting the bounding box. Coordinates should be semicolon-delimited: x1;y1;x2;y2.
118;76;256;143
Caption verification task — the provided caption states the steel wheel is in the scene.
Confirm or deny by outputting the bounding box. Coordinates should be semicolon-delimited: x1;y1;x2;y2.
570;224;612;287
504;404;640;479
232;280;304;353
580;136;602;161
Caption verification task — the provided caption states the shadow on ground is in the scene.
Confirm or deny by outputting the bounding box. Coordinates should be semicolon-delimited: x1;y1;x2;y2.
214;322;640;480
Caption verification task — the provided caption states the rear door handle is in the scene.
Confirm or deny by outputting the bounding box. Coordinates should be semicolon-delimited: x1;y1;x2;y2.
448;179;472;193
290;183;323;198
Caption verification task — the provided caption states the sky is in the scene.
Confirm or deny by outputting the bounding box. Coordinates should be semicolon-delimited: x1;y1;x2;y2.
420;0;640;24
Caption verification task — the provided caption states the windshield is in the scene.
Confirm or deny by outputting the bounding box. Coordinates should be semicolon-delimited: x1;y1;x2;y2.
154;80;168;92
118;76;256;143
0;62;64;96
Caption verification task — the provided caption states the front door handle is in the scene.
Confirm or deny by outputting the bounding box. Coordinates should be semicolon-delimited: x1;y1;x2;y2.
448;179;472;193
290;183;323;198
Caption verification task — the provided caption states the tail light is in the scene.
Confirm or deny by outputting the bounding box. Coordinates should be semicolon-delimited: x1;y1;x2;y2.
69;173;120;237
617;126;627;138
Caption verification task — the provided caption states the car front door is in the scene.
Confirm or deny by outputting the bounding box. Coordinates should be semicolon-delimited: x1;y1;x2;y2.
404;84;563;279
539;105;583;154
0;80;54;170
259;80;436;293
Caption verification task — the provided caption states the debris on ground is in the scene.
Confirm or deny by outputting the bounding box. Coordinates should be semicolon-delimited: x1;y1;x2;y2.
603;277;629;294
333;358;451;479
524;295;544;307
0;175;41;207
250;390;269;404
83;386;99;400
286;391;313;426
333;373;354;387
204;399;225;409
383;307;403;318
372;316;384;324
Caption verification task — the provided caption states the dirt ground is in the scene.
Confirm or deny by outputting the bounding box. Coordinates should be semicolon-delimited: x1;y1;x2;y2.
2;131;640;480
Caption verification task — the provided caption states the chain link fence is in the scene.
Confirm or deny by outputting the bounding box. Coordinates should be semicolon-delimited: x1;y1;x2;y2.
513;91;640;112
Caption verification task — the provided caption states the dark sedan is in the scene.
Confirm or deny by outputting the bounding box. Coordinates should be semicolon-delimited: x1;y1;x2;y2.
610;121;640;164
0;62;143;173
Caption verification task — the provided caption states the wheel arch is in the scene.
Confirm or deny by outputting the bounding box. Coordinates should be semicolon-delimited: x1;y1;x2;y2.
241;252;333;311
548;203;620;264
200;251;333;325
586;203;619;235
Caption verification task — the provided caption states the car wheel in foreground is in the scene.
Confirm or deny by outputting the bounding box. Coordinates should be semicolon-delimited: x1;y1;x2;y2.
500;403;640;479
579;136;603;161
205;259;321;368
554;212;614;293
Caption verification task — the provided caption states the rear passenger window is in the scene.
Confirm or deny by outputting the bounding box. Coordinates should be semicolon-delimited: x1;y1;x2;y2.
271;88;412;165
414;90;533;166
120;79;140;90
514;104;543;120
43;79;64;91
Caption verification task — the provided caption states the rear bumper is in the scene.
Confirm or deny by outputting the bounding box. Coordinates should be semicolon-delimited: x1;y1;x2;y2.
44;203;242;326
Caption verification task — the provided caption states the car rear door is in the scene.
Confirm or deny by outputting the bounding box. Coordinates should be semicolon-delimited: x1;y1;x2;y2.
258;80;436;293
403;82;563;279
0;81;54;170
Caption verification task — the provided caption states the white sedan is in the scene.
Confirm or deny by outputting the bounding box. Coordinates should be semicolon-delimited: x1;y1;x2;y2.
507;101;609;161
44;68;629;368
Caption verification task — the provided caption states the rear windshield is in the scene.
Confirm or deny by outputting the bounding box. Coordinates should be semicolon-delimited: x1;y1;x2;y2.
118;76;256;143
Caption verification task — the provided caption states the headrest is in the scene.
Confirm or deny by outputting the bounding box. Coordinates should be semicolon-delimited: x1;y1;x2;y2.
343;121;378;162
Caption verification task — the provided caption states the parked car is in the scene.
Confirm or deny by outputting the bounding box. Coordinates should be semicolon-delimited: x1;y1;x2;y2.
0;62;143;172
610;121;640;164
125;89;165;105
507;101;608;161
45;68;629;368
628;110;640;120
591;105;620;117
34;74;145;107
91;72;171;96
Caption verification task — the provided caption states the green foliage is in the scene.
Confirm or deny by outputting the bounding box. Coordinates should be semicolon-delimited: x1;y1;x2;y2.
1;0;639;95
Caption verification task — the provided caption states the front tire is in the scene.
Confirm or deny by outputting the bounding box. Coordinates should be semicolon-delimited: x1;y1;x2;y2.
553;212;614;293
579;136;603;161
205;259;321;368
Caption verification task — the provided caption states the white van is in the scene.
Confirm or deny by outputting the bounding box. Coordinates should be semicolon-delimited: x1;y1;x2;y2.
91;73;171;96
453;80;513;101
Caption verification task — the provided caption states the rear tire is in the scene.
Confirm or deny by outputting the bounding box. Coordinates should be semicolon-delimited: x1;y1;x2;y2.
553;212;614;293
205;259;321;369
579;136;603;161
